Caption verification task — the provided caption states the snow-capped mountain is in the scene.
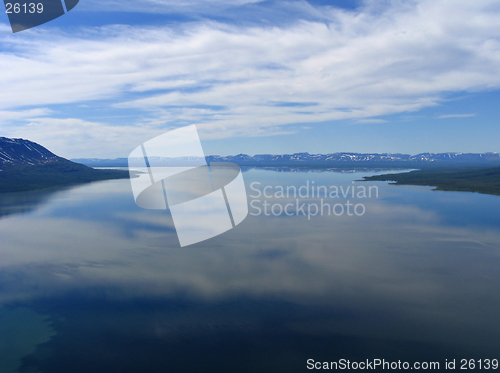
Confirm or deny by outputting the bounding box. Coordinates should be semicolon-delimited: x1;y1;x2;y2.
0;137;129;192
73;152;500;168
0;137;61;170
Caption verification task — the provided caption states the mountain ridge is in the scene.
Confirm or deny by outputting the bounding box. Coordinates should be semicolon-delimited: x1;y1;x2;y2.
0;137;130;193
73;151;500;168
0;136;62;170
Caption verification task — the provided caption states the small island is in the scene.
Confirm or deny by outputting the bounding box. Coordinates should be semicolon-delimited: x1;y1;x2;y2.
363;167;500;196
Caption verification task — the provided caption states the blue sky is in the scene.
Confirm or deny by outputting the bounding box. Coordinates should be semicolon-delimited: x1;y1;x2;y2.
0;0;500;158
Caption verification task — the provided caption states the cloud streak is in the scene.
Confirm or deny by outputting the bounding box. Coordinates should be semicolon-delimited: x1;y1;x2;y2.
79;0;266;14
438;114;476;119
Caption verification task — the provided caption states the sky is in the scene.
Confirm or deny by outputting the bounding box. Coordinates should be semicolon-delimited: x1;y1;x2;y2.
0;0;500;158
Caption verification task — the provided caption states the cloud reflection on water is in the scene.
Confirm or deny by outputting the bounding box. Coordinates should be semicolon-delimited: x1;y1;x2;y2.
0;170;500;359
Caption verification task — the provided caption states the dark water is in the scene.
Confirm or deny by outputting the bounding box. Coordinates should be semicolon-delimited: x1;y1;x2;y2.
0;169;499;372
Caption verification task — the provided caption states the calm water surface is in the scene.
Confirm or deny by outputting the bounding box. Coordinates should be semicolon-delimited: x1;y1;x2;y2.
0;168;499;372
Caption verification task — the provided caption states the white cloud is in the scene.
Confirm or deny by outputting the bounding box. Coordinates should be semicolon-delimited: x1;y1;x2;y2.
0;108;52;123
79;0;265;13
355;118;388;124
438;113;476;119
1;0;500;156
5;117;169;158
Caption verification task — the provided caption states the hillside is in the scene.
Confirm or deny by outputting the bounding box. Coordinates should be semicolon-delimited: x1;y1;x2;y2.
0;137;129;193
363;167;500;196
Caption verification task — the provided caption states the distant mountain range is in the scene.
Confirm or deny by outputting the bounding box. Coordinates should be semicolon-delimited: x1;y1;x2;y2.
73;152;500;169
0;137;129;193
3;136;499;194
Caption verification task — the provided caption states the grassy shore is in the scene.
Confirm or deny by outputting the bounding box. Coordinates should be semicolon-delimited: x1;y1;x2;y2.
363;167;500;196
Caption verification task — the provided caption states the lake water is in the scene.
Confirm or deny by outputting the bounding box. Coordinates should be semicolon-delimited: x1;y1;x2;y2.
0;168;499;372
